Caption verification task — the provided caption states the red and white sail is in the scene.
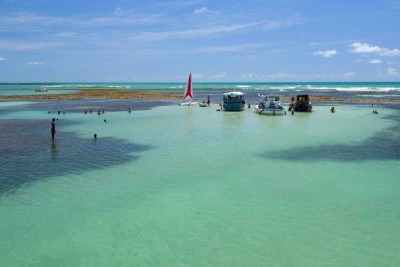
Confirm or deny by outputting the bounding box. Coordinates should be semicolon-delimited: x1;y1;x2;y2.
183;73;193;100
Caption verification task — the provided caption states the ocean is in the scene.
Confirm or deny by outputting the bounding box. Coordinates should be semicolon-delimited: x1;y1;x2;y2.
1;81;400;101
1;82;400;266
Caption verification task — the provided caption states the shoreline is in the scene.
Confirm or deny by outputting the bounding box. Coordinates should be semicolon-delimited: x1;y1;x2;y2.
0;89;399;103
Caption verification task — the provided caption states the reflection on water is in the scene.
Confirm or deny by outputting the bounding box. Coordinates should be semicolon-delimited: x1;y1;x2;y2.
50;142;57;162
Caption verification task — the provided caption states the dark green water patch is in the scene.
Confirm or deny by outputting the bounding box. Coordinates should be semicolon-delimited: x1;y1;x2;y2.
263;107;400;162
0;119;151;194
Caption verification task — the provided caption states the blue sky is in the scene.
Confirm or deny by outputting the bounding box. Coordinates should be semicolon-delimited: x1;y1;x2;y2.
0;0;399;82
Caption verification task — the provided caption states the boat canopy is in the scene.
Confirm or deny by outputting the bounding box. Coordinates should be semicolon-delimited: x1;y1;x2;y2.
223;92;244;96
261;95;280;101
295;94;310;101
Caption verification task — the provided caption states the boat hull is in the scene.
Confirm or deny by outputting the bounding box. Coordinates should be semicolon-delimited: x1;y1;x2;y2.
254;105;285;115
199;103;212;107
179;102;198;106
223;102;244;111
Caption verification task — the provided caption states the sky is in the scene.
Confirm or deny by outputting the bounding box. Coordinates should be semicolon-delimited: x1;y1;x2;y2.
0;0;399;82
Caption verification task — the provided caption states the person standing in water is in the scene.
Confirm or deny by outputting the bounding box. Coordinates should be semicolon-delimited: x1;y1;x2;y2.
51;118;56;141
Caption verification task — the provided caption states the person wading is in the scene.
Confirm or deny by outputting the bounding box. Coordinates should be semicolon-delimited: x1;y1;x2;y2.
51;118;56;141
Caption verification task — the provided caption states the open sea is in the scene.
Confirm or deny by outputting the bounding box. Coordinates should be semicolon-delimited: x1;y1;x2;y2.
1;82;400;266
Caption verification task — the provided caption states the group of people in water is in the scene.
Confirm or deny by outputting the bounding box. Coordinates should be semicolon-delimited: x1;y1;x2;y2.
49;107;133;142
50;104;382;141
49;105;136;145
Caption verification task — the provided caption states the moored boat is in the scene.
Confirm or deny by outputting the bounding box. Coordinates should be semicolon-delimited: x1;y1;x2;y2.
199;95;212;107
199;101;212;107
288;94;312;112
254;95;285;115
222;92;245;111
180;73;198;106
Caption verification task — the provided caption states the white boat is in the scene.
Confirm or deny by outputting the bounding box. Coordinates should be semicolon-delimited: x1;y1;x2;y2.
222;91;245;111
254;95;285;115
199;95;212;107
179;73;198;106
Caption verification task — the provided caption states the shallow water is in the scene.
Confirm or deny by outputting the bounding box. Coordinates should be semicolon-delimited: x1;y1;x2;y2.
1;101;400;266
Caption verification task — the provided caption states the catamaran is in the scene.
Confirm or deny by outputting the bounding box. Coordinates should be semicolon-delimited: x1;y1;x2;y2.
180;73;198;106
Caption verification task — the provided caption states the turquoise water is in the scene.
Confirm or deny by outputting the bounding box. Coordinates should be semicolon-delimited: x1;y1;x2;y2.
1;101;400;266
1;82;400;100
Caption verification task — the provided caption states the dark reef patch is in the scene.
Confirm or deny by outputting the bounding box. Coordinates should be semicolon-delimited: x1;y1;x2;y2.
0;119;152;194
261;106;400;162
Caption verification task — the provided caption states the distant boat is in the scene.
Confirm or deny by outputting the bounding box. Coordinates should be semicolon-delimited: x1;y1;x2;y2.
222;91;245;111
180;73;198;106
34;87;48;92
288;94;312;112
254;95;285;115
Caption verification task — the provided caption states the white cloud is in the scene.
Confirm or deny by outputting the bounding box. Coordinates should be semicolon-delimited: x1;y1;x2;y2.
26;61;44;65
350;42;381;53
242;73;254;78
262;19;301;30
0;57;5;61
370;59;381;64
194;6;220;15
54;32;77;38
115;7;123;13
128;22;258;42
0;12;161;32
342;72;355;78
197;44;265;53
381;48;400;56
0;40;68;51
213;72;227;79
194;7;209;14
313;50;337;58
192;73;203;79
350;42;400;56
387;67;398;76
267;72;294;79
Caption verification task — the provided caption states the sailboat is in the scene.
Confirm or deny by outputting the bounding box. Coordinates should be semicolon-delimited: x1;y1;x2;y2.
180;73;198;106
